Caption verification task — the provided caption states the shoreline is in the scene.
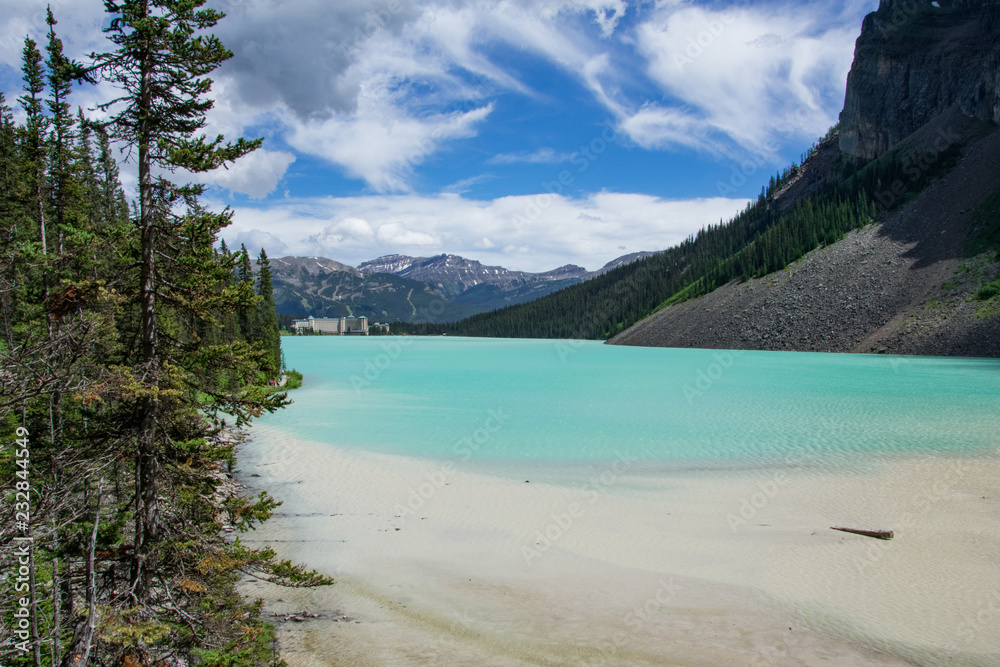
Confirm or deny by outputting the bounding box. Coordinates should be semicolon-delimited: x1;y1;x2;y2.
236;428;1000;666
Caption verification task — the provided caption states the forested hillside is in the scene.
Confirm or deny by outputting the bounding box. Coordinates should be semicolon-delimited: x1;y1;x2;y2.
397;125;967;339
0;3;328;665
270;256;478;324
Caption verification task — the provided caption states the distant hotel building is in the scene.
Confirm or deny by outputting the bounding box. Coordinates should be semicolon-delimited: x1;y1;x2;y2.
291;315;369;335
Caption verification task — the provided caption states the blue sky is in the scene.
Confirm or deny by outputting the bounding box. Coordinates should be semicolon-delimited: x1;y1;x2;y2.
0;0;879;272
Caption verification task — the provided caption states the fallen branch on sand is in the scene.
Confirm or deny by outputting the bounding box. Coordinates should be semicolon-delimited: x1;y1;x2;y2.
831;526;894;540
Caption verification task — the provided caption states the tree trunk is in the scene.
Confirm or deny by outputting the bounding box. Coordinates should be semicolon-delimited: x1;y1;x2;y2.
52;556;61;667
831;526;894;540
80;482;102;667
61;559;73;639
37;168;46;256
132;0;159;604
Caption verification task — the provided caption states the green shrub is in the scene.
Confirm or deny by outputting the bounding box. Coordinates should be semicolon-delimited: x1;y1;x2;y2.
977;278;1000;301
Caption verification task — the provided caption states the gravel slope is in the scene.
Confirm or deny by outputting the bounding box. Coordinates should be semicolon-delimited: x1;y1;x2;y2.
609;126;1000;357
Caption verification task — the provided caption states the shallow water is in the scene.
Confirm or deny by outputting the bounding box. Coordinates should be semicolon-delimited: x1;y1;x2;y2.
246;337;1000;666
266;336;1000;469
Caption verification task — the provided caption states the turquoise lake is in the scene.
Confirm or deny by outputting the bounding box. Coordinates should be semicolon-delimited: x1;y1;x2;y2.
263;337;1000;468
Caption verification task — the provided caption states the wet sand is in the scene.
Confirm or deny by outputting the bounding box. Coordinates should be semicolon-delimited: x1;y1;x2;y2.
237;426;1000;666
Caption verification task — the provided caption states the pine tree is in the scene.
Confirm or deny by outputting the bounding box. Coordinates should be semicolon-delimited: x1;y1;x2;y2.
45;7;80;257
0;92;19;350
237;242;254;283
93;120;128;231
256;247;281;374
0;93;16;225
236;243;259;341
1;8;327;663
19;37;48;257
91;0;266;603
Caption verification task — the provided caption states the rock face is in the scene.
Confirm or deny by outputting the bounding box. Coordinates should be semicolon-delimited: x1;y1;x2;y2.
594;251;657;273
839;0;1000;160
270;256;361;281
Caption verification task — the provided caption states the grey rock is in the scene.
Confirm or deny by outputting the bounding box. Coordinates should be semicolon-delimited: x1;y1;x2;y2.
840;0;1000;160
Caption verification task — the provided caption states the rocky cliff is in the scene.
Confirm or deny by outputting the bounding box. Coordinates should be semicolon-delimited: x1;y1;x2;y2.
610;0;1000;356
609;125;1000;356
839;0;1000;160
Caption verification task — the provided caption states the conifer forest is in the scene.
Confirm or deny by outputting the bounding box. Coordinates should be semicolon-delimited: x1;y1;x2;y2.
0;2;330;665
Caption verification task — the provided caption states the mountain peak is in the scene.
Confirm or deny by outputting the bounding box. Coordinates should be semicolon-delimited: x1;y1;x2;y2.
272;250;659;323
358;255;417;274
273;255;360;276
599;252;657;272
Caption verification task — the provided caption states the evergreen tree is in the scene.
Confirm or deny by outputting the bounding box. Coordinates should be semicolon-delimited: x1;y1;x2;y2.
236;242;259;341
19;37;48;257
91;0;269;604
256;247;281;374
93;120;129;231
237;242;254;283
213;238;240;345
0;92;19;350
74;108;102;270
0;8;327;664
45;7;80;257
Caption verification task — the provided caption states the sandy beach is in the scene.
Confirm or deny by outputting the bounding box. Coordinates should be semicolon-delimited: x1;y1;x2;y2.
236;425;1000;666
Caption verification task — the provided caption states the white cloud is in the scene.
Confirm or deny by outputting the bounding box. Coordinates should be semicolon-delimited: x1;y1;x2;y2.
489;148;575;165
375;221;440;247
624;4;864;157
217;191;750;273
619;104;720;154
588;0;628;38
443;174;495;193
333;217;376;243
284;78;493;192
208;0;636;191
233;229;289;258
0;0;106;66
199;148;295;199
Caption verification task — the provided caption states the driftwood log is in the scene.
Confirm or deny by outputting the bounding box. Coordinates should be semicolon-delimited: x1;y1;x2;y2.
831;526;894;540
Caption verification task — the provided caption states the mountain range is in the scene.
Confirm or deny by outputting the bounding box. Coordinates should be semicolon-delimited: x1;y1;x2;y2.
270;252;655;323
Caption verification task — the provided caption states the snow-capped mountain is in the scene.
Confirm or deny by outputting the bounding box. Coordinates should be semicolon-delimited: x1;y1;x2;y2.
358;253;595;300
274;251;658;321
